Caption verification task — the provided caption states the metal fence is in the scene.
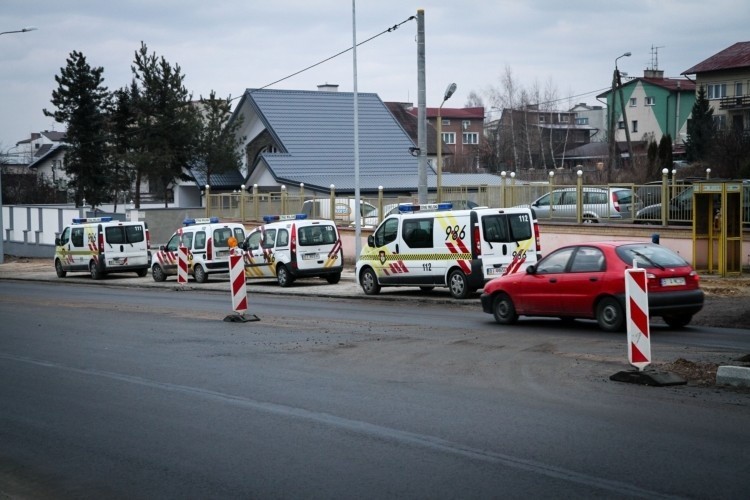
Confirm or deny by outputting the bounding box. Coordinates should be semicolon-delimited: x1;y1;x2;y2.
205;179;740;227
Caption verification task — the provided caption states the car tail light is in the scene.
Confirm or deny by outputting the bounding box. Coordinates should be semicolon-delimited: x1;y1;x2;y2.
146;227;151;250
534;222;541;252
612;192;621;212
473;225;481;256
207;238;213;260
98;230;104;253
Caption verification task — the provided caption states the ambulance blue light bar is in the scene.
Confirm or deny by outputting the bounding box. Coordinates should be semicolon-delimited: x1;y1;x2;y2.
72;216;113;224
398;202;452;213
183;217;220;226
263;214;308;223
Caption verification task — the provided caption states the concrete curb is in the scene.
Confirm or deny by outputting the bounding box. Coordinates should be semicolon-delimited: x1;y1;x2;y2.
716;366;750;388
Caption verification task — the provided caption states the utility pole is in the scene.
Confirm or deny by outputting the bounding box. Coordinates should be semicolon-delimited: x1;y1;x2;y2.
416;9;427;203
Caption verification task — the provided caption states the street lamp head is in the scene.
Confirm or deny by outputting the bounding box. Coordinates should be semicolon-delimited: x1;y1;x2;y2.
21;26;38;32
623;51;632;57
443;83;457;102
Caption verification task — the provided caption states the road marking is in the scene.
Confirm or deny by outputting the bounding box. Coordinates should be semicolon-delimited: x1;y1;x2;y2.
0;352;682;499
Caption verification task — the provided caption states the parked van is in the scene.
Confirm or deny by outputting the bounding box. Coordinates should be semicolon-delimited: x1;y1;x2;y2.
301;198;379;226
151;217;246;283
356;203;541;299
241;214;343;286
54;216;151;279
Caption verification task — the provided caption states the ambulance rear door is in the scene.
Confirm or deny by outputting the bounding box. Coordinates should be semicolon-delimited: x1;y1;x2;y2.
478;209;537;278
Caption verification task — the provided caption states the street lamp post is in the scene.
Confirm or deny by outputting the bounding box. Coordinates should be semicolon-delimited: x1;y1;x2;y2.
0;26;39;265
437;83;457;203
608;51;631;177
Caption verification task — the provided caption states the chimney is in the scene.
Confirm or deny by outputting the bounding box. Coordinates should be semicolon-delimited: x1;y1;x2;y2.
644;69;664;79
317;83;339;92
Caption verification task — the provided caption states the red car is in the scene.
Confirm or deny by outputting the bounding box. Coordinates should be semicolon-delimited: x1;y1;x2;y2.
480;241;704;331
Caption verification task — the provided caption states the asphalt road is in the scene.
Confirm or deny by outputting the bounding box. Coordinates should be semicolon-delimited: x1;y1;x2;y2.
1;280;749;499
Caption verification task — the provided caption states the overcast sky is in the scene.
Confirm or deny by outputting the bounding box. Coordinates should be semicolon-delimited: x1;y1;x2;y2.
2;0;749;151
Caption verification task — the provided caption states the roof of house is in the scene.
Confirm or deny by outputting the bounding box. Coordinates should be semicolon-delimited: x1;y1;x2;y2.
27;143;67;169
682;41;750;75
189;167;245;190
236;88;424;192
15;130;67;145
414;107;485;120
596;76;696;98
384;102;448;156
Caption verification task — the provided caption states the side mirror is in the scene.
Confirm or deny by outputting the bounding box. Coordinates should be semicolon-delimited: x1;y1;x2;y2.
160;244;167;251
526;265;537;275
367;234;375;248
54;237;61;246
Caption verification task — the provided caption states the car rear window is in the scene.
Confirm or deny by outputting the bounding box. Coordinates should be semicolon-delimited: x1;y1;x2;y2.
298;224;338;246
615;244;688;268
614;189;634;204
105;225;145;244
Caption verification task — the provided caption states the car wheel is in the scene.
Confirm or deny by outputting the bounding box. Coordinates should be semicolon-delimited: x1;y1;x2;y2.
360;267;381;295
325;272;341;284
582;216;598;224
663;315;693;328
152;264;167;282
136;269;148;277
89;261;102;280
448;269;469;299
55;259;67;278
596;297;624;332
276;265;295;287
419;286;435;292
492;293;518;325
193;264;208;283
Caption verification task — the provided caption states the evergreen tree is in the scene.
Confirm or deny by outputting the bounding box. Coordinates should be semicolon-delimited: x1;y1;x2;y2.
685;86;714;162
646;138;658;179
129;42;199;207
658;134;673;172
43;51;112;208
192;90;245;188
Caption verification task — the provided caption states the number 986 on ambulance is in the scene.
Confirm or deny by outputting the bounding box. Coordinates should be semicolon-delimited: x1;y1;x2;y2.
356;203;541;299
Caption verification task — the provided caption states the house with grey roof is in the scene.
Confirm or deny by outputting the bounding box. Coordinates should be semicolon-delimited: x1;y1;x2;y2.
229;87;503;197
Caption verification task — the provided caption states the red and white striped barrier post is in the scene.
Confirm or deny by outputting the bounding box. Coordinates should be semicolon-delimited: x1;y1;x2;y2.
177;245;189;285
224;241;259;322
625;267;651;371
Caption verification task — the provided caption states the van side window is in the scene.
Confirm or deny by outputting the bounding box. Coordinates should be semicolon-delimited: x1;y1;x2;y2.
71;227;85;247
276;229;289;247
59;227;70;246
403;218;433;248
182;232;194;249
194;231;206;250
374;218;399;247
263;229;277;248
166;233;181;251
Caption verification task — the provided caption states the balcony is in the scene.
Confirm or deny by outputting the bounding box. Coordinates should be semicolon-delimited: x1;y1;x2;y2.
719;95;750;110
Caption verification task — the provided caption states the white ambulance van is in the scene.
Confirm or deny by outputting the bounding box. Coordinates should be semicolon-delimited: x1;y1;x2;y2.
54;216;151;279
356;203;541;299
241;214;344;287
151;217;246;283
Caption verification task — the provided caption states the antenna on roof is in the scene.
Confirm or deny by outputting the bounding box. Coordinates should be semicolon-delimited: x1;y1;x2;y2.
650;45;665;70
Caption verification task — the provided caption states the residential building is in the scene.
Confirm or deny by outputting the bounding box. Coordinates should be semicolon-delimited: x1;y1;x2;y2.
410;106;485;173
597;69;696;150
488;106;593;170
569;103;607;142
17;131;68;186
229;87;502;197
682;41;750;133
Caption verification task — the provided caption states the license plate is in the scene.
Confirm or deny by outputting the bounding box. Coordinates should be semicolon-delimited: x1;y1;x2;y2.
216;251;228;258
661;277;685;286
487;267;503;275
303;253;320;260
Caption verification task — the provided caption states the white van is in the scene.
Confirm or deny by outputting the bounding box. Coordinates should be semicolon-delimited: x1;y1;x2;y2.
54;216;151;279
151;217;246;283
241;214;343;286
356;203;541;298
301;198;379;226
